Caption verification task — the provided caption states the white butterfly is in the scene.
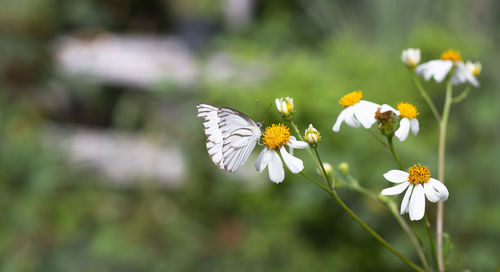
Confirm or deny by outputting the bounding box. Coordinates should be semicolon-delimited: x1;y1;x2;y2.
197;104;262;172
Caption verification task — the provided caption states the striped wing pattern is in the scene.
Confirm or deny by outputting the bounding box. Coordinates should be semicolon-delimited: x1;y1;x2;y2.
197;104;261;172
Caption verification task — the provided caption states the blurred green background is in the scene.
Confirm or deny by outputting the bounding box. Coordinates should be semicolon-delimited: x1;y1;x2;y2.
1;0;499;271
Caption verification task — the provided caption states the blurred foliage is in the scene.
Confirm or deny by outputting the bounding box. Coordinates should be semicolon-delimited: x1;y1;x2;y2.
0;0;499;271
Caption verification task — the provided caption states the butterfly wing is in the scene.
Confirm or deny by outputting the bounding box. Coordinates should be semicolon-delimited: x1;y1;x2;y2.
197;104;261;172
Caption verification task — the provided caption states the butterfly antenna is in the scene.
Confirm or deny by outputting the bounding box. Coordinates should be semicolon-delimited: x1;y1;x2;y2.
257;101;273;122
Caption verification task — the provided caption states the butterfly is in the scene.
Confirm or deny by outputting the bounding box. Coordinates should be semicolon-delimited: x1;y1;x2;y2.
197;104;262;172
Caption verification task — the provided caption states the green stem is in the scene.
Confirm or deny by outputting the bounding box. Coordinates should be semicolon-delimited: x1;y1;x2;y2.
436;80;453;272
313;147;333;189
424;215;439;271
348;177;429;269
299;172;426;272
412;75;441;124
367;128;390;148
347;181;430;270
388;136;404;170
452;86;470;103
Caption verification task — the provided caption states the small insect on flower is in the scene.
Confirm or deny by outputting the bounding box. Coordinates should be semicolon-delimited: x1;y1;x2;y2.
304;124;321;145
416;49;479;87
255;123;309;183
197;104;261;172
275;97;294;117
381;164;449;221
332;91;380;132
401;48;421;69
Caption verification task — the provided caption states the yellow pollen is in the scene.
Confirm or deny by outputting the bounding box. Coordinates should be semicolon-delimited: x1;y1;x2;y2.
408;164;431;185
397;102;419;119
339;91;363;107
286;103;293;113
262;123;290;150
440;50;462;62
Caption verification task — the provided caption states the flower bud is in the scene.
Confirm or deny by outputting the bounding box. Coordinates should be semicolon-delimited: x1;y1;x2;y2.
275;97;294;117
401;48;421;69
304;124;320;145
338;162;349;175
316;162;333;176
465;61;482;76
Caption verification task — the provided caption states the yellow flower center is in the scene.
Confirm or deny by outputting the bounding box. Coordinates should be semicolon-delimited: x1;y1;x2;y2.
472;66;480;76
408;164;431;185
397;102;419;119
339;91;363;107
262;123;290;150
440;50;462;62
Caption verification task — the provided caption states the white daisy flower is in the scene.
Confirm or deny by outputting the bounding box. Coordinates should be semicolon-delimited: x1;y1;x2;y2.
416;50;479;87
255;123;309;183
465;61;482;76
332;91;380;132
275;97;294;117
304;124;320;145
381;164;449;221
401;48;421;68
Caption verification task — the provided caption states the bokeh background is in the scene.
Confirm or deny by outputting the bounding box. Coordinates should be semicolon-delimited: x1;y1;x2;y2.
1;0;499;271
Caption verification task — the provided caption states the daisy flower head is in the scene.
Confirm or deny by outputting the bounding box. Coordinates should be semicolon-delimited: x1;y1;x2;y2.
381;164;449;221
465;61;482;76
304;124;320;145
401;48;421;69
275;97;294;117
332;91;380;132
416;49;479;87
255;123;309;183
394;102;420;142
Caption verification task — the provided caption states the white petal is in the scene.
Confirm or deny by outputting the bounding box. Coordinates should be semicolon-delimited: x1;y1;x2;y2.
383;170;409;183
268;150;284;183
275;98;281;111
344;108;361;128
332;107;349;132
255;148;272;172
354;100;379;129
289;137;309;149
380;104;399;115
429;178;449;201
459;63;480;87
281;101;289;114
395;118;410;141
423;181;441;202
381;181;410;195
400;184;413;214
410;118;419;135
280;146;304;174
409;184;425;221
433;61;453;83
416;60;453;83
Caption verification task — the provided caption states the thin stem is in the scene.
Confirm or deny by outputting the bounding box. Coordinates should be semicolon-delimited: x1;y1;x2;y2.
452;86;470;103
437;80;453;272
424;215;439;271
313;147;333;189
367;128;390;149
347;181;430;270
388;136;404;170
300;173;426;272
412;75;441;124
